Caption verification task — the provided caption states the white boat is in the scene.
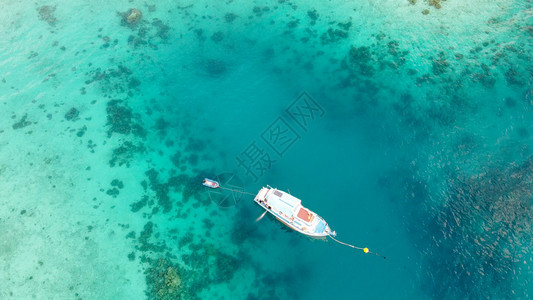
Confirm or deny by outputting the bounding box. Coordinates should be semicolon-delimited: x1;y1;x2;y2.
254;185;336;238
202;178;220;188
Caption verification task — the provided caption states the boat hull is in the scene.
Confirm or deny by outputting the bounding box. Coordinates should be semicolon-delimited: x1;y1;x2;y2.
274;216;329;240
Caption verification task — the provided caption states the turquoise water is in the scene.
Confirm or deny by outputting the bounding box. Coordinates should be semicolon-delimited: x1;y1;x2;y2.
1;0;532;299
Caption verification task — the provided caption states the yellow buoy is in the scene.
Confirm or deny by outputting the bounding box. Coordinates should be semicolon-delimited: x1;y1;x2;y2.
363;248;369;253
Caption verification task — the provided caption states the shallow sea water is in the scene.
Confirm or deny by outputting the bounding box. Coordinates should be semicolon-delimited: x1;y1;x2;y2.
0;0;532;299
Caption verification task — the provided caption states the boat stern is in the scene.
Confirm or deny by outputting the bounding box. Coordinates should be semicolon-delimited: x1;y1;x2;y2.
254;187;270;203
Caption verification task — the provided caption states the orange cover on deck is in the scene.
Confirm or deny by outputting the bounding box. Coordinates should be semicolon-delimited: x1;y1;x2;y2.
297;208;312;221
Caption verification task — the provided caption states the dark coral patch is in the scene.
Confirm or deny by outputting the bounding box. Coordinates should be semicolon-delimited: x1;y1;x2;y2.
211;31;224;43
204;59;227;76
145;258;187;299
138;221;166;252
109;141;145;167
106;100;133;135
224;13;237;23
65;107;79;121
145;169;172;213
106;100;146;137
106;187;120;198
342;46;375;76
130;195;148;212
12;114;32;130
37;5;57;25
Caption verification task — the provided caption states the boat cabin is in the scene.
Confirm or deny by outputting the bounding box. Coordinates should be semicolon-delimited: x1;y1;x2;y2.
254;186;334;238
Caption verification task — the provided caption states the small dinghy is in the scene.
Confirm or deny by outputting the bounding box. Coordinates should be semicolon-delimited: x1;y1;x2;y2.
254;185;336;238
202;178;220;189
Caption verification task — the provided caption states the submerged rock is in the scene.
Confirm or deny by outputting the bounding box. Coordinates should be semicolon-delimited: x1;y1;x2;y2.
122;8;142;26
428;0;443;9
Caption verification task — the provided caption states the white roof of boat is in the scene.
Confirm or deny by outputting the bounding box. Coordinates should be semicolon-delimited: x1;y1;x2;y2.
266;189;301;217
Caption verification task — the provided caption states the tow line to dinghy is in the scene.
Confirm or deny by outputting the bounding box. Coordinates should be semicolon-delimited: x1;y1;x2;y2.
327;234;386;259
219;186;255;196
202;178;255;195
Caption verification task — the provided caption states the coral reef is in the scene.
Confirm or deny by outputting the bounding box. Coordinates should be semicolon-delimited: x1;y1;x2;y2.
111;179;124;189
252;6;271;17
85;65;141;94
76;125;87;137
428;0;443;9
152;19;170;40
320;28;348;45
409;0;446;9
224;13;237;23
106;100;146;137
204;59;227;77
432;52;450;75
393;158;533;299
145;258;189;300
106;187;119;198
118;10;171;47
213;250;239;283
37;5;57;25
106;100;133;135
12;114;32;130
210;31;224;43
130;195;148;212
470;64;496;88
145;169;172;213
137;221;167;252
143;245;241;299
307;9;319;22
504;67;525;86
342;46;375;76
109;141;145;167
106;179;124;198
64;107;79;121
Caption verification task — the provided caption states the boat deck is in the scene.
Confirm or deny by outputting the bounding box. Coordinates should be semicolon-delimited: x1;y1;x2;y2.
254;186;332;238
314;219;326;233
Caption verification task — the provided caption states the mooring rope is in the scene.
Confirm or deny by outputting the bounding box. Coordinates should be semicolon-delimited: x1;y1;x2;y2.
218;186;256;196
328;234;387;259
